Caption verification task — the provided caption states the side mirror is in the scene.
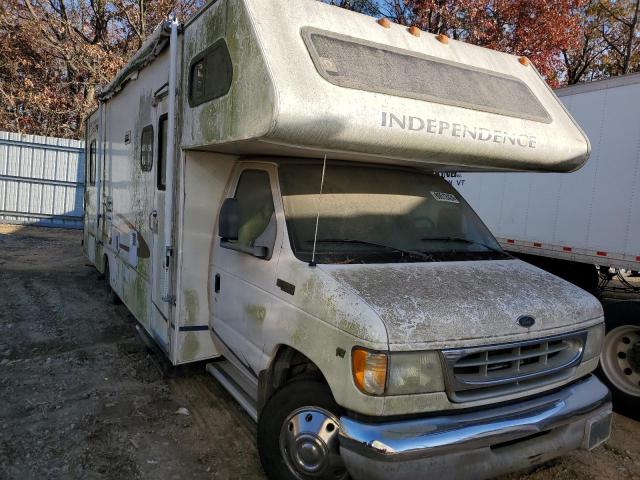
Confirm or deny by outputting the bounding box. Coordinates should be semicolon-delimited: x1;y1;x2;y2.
219;198;239;240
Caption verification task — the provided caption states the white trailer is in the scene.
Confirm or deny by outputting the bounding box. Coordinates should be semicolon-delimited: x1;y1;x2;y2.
454;73;640;417
84;1;612;479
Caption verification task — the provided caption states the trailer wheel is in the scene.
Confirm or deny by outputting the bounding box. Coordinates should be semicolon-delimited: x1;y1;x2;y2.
103;258;122;305
599;301;640;420
258;380;349;480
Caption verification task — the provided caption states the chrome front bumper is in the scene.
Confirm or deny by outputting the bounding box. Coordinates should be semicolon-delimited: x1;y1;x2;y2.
339;375;612;480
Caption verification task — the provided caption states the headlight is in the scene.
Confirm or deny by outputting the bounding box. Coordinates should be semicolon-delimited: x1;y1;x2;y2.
387;351;445;395
583;323;605;361
352;348;445;396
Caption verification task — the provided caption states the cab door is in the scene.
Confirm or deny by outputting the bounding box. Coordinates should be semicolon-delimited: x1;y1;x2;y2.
211;163;282;377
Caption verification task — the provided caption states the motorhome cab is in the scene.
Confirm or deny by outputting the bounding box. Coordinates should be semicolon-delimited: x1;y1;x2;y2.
83;1;612;478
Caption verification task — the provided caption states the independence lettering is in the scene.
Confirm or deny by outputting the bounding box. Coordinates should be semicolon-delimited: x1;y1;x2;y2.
381;111;537;149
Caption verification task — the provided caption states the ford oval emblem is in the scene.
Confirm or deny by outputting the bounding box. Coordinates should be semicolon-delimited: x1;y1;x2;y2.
518;316;536;328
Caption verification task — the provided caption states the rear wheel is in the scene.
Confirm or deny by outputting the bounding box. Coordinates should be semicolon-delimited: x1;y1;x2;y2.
258;380;349;480
599;301;640;419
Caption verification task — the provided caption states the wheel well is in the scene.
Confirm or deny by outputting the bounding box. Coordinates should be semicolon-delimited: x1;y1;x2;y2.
257;346;327;415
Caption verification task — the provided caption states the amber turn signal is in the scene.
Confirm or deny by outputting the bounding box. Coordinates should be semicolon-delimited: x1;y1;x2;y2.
352;348;388;395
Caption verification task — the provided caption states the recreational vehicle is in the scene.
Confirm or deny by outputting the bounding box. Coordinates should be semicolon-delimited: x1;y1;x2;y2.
83;1;612;479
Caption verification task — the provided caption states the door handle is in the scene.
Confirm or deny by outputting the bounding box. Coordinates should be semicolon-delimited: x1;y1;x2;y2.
214;274;221;293
149;210;158;232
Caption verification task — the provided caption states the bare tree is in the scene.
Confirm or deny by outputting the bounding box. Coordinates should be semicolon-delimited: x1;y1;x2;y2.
562;1;611;84
598;0;640;75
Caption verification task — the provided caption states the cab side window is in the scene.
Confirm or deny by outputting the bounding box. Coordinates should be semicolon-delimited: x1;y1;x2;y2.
234;170;275;248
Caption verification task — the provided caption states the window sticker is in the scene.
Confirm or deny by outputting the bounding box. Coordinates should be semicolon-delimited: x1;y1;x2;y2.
431;191;459;203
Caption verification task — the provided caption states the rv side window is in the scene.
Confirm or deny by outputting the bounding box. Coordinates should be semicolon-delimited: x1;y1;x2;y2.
157;115;168;190
234;170;275;248
88;140;96;186
140;125;153;172
188;40;233;107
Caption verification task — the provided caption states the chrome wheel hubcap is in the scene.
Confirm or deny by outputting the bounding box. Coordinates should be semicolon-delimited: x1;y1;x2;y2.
601;325;640;397
279;407;347;479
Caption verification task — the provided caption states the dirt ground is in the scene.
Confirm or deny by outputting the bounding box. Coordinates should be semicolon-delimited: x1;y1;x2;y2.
0;225;638;480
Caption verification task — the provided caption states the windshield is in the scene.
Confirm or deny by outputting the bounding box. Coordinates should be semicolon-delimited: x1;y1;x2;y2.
278;162;509;264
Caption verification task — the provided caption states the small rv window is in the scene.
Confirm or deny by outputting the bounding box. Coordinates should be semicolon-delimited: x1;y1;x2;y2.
88;140;96;186
234;170;275;248
157;115;168;190
302;28;551;123
188;39;233;107
140;125;154;172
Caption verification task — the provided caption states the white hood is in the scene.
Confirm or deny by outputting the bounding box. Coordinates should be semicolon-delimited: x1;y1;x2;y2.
322;259;603;350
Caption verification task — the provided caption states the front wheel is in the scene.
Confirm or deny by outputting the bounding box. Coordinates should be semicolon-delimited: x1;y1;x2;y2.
258;380;349;480
599;301;640;420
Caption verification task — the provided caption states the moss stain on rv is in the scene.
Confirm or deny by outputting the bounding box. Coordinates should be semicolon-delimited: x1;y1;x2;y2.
298;276;371;341
184;0;226;60
245;304;266;322
116;90;154;331
183;289;199;325
289;328;304;347
181;331;201;362
180;290;208;360
129;90;155;280
245;303;267;340
188;0;274;147
183;0;227;144
124;267;150;329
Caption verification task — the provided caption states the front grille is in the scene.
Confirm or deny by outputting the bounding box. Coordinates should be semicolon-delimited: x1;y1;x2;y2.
442;331;587;402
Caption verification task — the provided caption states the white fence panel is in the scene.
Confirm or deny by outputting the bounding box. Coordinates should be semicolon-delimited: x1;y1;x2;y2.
0;131;84;228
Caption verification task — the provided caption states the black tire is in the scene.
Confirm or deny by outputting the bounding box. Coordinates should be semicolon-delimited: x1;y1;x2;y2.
258;380;348;480
103;257;122;305
597;301;640;420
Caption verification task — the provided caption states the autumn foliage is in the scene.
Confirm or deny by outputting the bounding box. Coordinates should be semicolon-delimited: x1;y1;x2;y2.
393;0;586;86
1;0;639;139
0;1;202;138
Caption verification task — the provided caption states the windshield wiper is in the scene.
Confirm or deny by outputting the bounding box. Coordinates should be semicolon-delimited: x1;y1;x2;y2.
312;238;435;261
420;236;509;256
